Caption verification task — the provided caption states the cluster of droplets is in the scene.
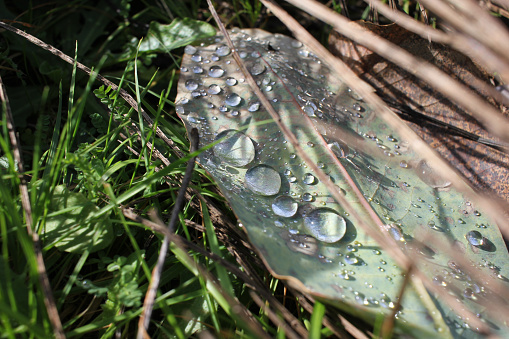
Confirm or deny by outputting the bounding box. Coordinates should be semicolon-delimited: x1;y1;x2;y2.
176;30;508;335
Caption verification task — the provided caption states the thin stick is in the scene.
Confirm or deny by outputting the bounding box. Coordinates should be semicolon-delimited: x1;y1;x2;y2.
137;128;199;338
367;0;509;93
0;75;65;338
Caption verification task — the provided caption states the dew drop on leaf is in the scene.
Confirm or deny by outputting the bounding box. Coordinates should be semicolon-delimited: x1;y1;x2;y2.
184;45;197;54
207;84;221;95
245;165;281;196
304;208;347;243
185;79;199;91
215;45;231;56
208;65;225;78
191;54;202;62
302;193;314;202
247;101;260;112
466;231;485;246
415;160;451;188
213;130;255;167
192;66;203;74
225;93;241;107
250;63;266;75
226;77;237;86
303;173;317;185
272;195;298;217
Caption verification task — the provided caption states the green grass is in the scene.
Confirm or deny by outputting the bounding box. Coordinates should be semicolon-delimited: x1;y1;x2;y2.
0;0;464;338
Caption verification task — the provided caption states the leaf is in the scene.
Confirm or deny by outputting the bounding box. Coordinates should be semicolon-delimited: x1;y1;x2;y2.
138;18;216;53
175;29;509;337
329;22;509;200
43;185;113;253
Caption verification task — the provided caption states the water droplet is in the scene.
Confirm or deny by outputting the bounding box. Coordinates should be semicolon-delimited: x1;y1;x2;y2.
466;231;485;246
291;40;303;48
181;67;188;72
433;275;448;287
399;160;409;169
302;102;317;116
191;54;202;62
207;84;221;95
192;66;203;74
250;63;266;75
387;224;405;242
304;209;347;243
225;93;241;107
215;45;230;56
185;79;199;91
347;88;363;100
345;255;359;265
328;141;349;158
298;49;309;57
248;101;260;112
213;130;255;167
272;195;298;217
303;173;316;185
415;160;451;188
184;45;197;54
302;193;314;202
239;51;248;58
209;65;225;78
387;135;397;142
226;77;237;86
175;105;185;115
245;165;281;196
352;103;364;112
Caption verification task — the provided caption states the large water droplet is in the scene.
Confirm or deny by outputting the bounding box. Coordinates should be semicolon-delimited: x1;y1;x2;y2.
248;101;260;112
250;63;266;75
184;45;197;55
225;93;241;107
466;231;485;246
302;102;317;117
304;209;347;243
291;40;303;48
216;45;231;56
192;66;204;74
272;195;298;217
213;130;255;167
415;160;451;188
185;79;199;91
226;77;237;86
209;65;225;78
303;173;316;185
207;84;221;95
245;165;281;196
191;54;202;62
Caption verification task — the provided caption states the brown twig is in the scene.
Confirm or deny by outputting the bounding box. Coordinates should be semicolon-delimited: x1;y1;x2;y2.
137;128;199;338
0;75;65;338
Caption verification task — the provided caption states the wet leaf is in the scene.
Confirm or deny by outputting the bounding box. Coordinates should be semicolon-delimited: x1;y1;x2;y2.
43;185;113;253
329;22;509;200
139;18;216;53
176;28;509;337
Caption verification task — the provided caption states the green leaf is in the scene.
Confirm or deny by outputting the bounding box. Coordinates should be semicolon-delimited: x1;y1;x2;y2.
138;18;216;53
175;29;509;337
43;185;113;253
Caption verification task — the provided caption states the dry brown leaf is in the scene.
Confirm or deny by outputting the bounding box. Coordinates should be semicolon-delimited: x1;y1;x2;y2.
329;21;509;200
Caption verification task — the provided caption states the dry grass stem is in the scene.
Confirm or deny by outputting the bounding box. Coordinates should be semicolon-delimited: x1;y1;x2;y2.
367;0;509;91
0;75;65;338
286;0;509;146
